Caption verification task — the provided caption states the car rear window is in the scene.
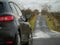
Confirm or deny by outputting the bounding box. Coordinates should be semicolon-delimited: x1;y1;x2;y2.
0;2;4;12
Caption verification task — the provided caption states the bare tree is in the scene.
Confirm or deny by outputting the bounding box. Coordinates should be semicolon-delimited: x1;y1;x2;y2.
41;4;51;15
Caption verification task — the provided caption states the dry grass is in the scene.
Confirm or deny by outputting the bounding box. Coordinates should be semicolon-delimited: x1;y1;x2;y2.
46;15;60;32
28;15;36;31
46;15;54;30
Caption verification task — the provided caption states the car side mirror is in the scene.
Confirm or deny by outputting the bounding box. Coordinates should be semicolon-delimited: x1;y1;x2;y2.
19;16;26;22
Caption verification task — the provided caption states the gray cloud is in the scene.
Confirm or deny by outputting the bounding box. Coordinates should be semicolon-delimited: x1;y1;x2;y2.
18;0;60;12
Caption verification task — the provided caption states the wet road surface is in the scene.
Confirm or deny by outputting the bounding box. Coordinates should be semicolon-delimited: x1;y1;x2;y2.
32;15;60;45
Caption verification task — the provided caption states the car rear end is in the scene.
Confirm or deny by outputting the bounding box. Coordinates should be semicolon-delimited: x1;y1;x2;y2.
0;1;18;45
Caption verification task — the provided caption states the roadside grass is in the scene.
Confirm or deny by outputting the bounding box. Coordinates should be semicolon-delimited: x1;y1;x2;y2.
46;15;54;30
28;15;37;31
46;15;60;32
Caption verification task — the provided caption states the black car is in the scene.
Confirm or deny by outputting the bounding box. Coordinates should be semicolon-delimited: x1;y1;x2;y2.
0;0;32;45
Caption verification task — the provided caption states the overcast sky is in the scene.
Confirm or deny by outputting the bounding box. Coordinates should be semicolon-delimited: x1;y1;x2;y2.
16;0;60;12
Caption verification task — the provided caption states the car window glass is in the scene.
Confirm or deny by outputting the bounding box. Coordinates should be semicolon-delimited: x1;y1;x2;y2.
0;2;3;10
14;4;22;17
0;2;4;12
9;3;20;19
9;3;17;14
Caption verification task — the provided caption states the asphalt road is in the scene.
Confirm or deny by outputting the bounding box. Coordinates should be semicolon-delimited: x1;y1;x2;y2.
32;15;60;45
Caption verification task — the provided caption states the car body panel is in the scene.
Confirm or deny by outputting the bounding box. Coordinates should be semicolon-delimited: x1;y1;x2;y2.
0;0;32;45
0;0;21;40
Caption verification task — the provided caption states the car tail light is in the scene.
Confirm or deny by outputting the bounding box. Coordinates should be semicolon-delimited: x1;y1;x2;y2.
6;41;13;44
0;16;14;22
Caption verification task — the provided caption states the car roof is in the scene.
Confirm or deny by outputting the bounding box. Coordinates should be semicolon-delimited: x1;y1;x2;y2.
0;0;9;2
0;0;24;10
0;0;19;3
